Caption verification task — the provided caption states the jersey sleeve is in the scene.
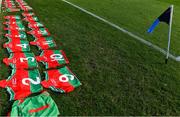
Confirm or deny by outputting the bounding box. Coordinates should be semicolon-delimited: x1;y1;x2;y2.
0;80;8;88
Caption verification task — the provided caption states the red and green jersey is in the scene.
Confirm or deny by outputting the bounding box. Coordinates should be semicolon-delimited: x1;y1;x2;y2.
5;29;27;39
3;20;22;26
0;69;43;100
23;16;39;22
4;8;20;12
24;18;37;25
28;22;44;29
4;15;21;20
18;5;33;11
20;6;33;11
30;36;56;50
4;21;25;31
3;39;30;53
27;28;51;38
3;52;38;69
41;66;81;93
3;0;20;12
16;0;33;11
4;1;15;8
22;12;35;17
15;0;27;5
36;50;69;69
4;0;16;8
9;91;60;116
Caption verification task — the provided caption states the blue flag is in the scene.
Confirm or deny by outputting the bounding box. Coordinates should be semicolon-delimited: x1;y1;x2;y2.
147;7;171;33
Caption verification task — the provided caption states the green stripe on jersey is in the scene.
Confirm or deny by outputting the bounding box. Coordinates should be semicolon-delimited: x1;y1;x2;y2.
7;87;15;101
39;28;48;36
28;69;43;93
24;52;38;68
45;37;56;48
20;40;31;52
17;23;25;31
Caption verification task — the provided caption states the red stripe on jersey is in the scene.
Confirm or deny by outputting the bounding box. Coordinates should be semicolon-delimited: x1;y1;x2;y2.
3;53;29;69
8;69;31;100
44;69;74;93
3;39;21;50
29;104;49;113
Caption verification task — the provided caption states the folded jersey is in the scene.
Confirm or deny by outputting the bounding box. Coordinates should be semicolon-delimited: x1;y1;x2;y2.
3;39;30;53
27;28;50;38
3;52;38;69
30;36;56;50
9;91;60;116
5;30;27;39
22;12;35;17
41;66;81;93
4;22;25;31
36;50;69;69
0;69;43;100
28;22;44;29
23;16;39;22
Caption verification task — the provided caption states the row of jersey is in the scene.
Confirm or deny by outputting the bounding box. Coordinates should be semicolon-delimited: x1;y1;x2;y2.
1;3;81;116
15;0;33;11
3;15;56;53
0;67;81;100
1;0;33;12
1;1;62;116
3;15;68;69
2;12;58;116
3;50;69;69
1;0;20;12
4;15;28;54
2;14;61;116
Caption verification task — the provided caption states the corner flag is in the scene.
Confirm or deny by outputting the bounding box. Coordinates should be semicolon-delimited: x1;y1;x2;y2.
147;7;172;33
147;5;174;64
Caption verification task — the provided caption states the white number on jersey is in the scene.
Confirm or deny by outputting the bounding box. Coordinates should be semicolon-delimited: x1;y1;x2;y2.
20;57;35;63
59;74;74;82
22;77;41;86
50;54;64;61
16;44;28;48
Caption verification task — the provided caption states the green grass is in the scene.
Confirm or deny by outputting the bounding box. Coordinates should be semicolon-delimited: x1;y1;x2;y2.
68;0;180;55
0;0;180;116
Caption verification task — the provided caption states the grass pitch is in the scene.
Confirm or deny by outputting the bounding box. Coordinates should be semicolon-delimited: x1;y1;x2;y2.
0;0;180;116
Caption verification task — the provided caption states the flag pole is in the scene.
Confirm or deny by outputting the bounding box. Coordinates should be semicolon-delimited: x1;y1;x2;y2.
165;5;174;64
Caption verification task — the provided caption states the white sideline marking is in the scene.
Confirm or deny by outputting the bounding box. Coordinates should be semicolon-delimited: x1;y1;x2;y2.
62;0;178;61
